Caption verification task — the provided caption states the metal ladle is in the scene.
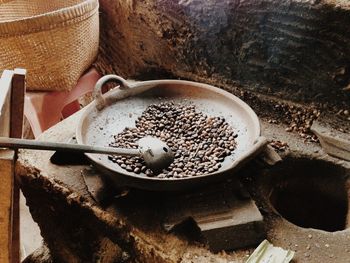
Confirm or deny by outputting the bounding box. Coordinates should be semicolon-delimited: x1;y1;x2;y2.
0;136;174;171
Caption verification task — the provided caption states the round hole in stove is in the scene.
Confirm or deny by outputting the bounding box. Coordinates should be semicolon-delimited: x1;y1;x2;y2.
269;157;349;232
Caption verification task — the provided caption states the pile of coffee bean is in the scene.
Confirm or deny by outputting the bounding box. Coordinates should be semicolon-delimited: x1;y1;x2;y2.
108;102;237;178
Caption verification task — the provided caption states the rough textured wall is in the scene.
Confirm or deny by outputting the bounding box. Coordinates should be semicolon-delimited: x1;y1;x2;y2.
96;0;350;105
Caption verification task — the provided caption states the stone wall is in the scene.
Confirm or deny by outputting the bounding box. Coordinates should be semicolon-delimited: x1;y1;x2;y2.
96;0;350;105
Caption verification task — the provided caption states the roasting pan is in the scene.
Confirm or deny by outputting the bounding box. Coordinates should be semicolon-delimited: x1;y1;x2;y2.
76;75;266;191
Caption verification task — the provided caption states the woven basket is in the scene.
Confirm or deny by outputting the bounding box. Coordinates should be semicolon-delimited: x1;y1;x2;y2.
0;0;99;91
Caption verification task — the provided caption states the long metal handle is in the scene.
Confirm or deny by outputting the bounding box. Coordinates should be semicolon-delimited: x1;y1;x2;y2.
0;137;140;156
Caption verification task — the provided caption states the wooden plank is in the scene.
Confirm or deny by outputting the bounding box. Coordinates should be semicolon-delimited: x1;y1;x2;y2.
0;70;13;137
0;70;14;263
0;68;25;263
10;68;25;263
0;150;15;263
10;68;26;139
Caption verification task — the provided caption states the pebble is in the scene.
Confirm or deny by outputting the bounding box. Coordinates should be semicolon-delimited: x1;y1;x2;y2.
109;102;237;178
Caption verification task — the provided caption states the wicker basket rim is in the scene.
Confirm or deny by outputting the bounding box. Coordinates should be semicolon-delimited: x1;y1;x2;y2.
0;0;99;36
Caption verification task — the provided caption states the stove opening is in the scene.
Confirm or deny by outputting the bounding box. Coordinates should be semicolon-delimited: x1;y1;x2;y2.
269;158;349;232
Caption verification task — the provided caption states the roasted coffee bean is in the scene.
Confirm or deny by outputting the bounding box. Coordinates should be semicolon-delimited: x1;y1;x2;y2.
145;169;153;176
109;102;237;178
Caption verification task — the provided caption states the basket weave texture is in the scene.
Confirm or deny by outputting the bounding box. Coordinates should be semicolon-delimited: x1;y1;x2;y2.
0;0;99;91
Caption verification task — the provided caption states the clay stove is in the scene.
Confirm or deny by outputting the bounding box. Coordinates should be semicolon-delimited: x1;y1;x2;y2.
19;0;350;262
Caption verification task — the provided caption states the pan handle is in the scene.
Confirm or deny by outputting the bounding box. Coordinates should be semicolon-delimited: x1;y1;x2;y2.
231;136;268;169
93;75;130;110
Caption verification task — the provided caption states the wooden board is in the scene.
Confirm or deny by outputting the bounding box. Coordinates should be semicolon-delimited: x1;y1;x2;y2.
0;70;15;263
0;68;25;263
0;70;13;137
0;150;15;263
10;68;26;263
10;68;26;139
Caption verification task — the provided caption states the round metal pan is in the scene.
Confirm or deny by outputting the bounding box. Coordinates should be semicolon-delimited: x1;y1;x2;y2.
76;75;266;191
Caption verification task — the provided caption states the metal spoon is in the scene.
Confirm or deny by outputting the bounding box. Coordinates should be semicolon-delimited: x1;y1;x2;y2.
0;136;174;171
